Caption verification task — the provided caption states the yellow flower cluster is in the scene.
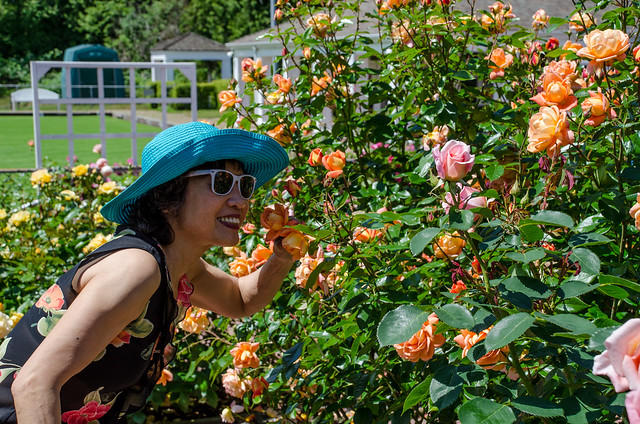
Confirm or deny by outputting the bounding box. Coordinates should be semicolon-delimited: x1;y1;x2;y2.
30;169;52;187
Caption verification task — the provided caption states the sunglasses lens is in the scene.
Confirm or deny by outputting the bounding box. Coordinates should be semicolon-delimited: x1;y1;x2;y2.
239;176;255;198
212;171;233;195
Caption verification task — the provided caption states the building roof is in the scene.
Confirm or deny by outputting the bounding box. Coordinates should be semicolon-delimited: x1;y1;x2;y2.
151;32;229;52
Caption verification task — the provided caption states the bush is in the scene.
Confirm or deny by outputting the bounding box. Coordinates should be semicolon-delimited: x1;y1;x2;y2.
171;80;230;110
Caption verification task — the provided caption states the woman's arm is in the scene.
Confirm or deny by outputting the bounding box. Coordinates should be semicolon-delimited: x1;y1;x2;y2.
189;241;295;318
11;249;161;423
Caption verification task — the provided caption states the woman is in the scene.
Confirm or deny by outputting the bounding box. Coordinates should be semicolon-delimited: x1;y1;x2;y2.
0;122;294;423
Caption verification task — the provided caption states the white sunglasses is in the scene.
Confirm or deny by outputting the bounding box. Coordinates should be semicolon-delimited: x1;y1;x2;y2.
186;169;257;199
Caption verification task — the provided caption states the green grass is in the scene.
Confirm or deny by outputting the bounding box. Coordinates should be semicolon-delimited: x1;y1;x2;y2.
0;115;162;169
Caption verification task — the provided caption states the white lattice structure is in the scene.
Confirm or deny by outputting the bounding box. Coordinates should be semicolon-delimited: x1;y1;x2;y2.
30;61;198;168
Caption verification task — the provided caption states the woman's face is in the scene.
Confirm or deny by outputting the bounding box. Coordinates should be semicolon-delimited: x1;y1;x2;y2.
170;160;251;248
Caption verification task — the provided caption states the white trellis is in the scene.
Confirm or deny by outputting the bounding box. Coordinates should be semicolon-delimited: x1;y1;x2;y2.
30;61;198;168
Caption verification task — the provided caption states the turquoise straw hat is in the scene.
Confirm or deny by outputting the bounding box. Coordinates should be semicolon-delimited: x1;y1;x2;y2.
101;122;289;225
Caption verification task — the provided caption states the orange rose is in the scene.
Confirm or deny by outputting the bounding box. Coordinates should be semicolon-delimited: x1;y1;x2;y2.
250;377;269;398
433;232;466;259
568;12;595;32
156;369;173;386
230;342;260;369
241;58;267;83
450;280;467;294
353;227;384;243
577;29;629;76
526;105;575;157
485;48;513;79
581;88;616;127
251;244;273;267
260;203;289;241
543;60;579;88
218;90;242;112
267;122;294;146
308;148;323;166
454;328;509;368
280;228;309;261
530;71;577;111
560;41;583;59
295;252;323;289
394;313;445;362
307;12;333;38
229;254;256;278
322;150;346;178
311;73;332;96
273;73;292;94
179;307;210;334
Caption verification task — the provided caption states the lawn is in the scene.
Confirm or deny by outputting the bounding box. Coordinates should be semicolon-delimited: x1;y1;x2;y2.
0;115;161;170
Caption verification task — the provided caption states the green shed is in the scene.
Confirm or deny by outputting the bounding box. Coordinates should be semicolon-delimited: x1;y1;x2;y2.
61;44;125;98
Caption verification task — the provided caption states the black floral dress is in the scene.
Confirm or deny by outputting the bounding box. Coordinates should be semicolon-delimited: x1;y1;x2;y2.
0;227;193;423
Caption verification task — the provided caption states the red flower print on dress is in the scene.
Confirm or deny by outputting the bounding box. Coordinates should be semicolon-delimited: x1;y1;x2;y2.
177;275;193;308
35;285;65;311
61;400;110;424
110;330;131;347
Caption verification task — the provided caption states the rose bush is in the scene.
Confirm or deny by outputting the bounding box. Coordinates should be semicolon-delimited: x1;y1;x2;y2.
3;0;640;422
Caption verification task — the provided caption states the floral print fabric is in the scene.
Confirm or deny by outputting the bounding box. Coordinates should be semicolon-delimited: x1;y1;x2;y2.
0;227;183;423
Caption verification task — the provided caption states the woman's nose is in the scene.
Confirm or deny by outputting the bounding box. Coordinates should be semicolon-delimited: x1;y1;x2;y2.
226;182;249;207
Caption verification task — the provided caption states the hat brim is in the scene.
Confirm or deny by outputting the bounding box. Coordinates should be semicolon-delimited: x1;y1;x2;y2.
100;123;289;225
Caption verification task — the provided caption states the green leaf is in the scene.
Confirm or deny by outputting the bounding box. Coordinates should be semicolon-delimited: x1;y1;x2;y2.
512;396;564;418
485;313;535;351
518;220;544;242
457;398;516;424
599;275;640;293
403;380;430;413
435;304;475;329
570;248;601;276
528;210;574;229
410;227;440;256
568;232;612;247
447;209;474;231
485;164;504;181
501;276;551;299
598;284;629;300
430;366;464;409
536;313;597;336
505;249;545;264
452;70;475;81
377;305;429;346
589;326;619;352
558;280;599;299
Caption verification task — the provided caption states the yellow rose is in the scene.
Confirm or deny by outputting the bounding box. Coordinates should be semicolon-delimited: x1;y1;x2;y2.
60;190;79;201
72;164;89;177
93;211;105;224
8;210;31;227
83;233;111;254
9;312;23;327
433;232;466;259
30;169;52;187
307;12;334;38
527;106;575;157
97;181;118;195
0;209;6;220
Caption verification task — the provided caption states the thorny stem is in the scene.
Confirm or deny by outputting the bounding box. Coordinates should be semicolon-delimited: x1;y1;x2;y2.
507;342;536;396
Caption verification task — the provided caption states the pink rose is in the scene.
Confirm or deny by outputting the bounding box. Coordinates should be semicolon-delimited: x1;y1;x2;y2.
433;140;475;181
593;318;640;393
443;184;489;214
627;390;640;424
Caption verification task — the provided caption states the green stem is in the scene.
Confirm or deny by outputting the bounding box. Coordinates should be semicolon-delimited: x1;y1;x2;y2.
508;342;536;396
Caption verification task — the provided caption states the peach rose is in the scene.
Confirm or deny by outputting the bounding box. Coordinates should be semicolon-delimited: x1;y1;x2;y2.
179;307;210;334
526;105;575;157
241;58;267;83
394;313;445;362
432;139;475;181
577;29;629;65
229;254;256;278
454;327;509;368
295;252;323;289
353;227;384;243
322;150;346;178
273;74;292;94
311;73;332;96
218;90;241;112
593;318;640;393
634;45;640;62
531;9;548;30
251;244;273;267
569;12;595;32
308;148;323;166
230;342;260;369
222;368;248;398
391;20;414;47
280;228;309;261
530;71;578;111
307;12;334;38
629;194;640;231
267;122;294;146
581;88;616;127
486;48;514;80
433;232;467;259
260;203;290;241
543;60;579;88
